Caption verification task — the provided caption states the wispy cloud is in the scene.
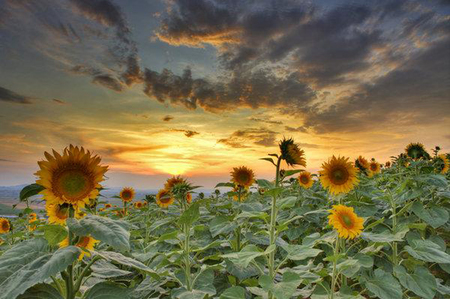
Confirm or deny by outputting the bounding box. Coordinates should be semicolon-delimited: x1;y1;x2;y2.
0;86;34;104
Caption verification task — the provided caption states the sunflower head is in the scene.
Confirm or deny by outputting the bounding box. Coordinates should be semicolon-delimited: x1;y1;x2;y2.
105;204;112;209
435;154;449;174
35;145;108;209
231;185;249;202
46;202;69;225
405;143;430;160
156;189;174;208
164;176;187;191
298;171;314;189
134;201;144;208
385;161;391;168
0;218;11;234
279;138;306;167
120;187;135;202
59;235;99;260
231;166;255;189
328;205;364;239
355;156;369;172
368;160;381;177
28;213;38;223
186;193;192;204
319;156;359;195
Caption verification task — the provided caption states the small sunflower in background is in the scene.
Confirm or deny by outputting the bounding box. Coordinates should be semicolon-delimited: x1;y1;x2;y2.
105;203;112;208
186;193;192;204
279;138;306;167
164;176;187;191
368;160;381;177
231;166;255;189
320;156;359;195
98;208;105;212
297;171;313;189
35;145;108;209
355;156;369;173
0;218;10;234
385;161;391;168
120;187;135;202
134;201;144;208
231;185;249;202
46;203;69;225
435;154;449;174
75;210;86;219
156;189;174;208
28;213;38;231
328;205;364;239
59;235;99;260
405;142;430;160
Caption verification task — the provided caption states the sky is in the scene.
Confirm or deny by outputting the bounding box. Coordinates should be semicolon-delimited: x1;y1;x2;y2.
0;0;449;189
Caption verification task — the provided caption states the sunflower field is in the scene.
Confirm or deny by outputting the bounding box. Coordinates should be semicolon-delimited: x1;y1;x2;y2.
0;140;449;299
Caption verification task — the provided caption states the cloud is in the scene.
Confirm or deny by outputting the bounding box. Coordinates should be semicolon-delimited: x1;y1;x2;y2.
163;115;174;122
218;128;277;148
250;117;282;125
0;86;33;104
0;158;16;163
52;99;67;105
92;74;124;92
171;129;200;137
285;126;307;133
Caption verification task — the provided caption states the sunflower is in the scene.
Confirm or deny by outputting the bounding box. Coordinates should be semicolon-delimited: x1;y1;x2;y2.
435;154;449;174
0;218;10;234
59;235;99;260
46;203;69;225
328;205;364;239
164;176;187;191
355;156;369;172
119;187;135;202
134;201;144;208
156;189;174;208
186;193;192;204
28;213;37;222
279;138;306;167
231;166;255;189
105;204;112;209
385;161;391;168
298;171;313;189
405;142;430;160
368;160;381;177
320;156;359;195
35;145;108;209
98;208;105;212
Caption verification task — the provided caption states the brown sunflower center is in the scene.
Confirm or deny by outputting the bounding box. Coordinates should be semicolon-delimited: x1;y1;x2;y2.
370;164;377;171
300;175;310;184
56;205;69;219
77;236;90;248
236;171;250;185
121;190;133;200
1;220;9;231
341;214;353;228
330;167;349;185
54;168;93;201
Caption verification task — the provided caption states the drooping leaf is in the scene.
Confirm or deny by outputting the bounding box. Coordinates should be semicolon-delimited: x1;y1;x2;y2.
84;282;133;299
393;265;436;299
40;225;67;246
219;286;246;299
405;240;450;264
178;202;200;226
97;251;159;279
209;216;237;237
411;202;449;228
281;244;322;261
222;245;276;268
259;272;302;299
363;269;402;299
19;184;45;201
17;283;63;299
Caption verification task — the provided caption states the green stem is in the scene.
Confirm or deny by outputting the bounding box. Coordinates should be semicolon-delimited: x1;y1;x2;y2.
330;236;340;299
236;189;242;251
51;276;64;296
66;206;75;299
73;255;102;294
184;223;192;290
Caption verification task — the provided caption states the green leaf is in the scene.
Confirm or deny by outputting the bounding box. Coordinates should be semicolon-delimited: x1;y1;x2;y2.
91;259;133;278
276;196;298;209
393;265;436;299
84;282;133;299
363;269;402;299
209;216;237;238
19;184;45;201
215;182;235;188
40;225;67;246
361;226;408;243
67;215;130;251
193;269;216;296
283;169;302;177
260;157;276;166
178;202;200;226
405;240;450;264
222;244;276;268
259;272;302;299
219;286;246;299
0;246;80;299
17;283;63;299
256;179;274;189
97;251;159;279
281;244;322;261
411;202;449;228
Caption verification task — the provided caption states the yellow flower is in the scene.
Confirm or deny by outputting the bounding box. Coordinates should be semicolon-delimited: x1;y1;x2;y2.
35;145;108;209
355;156;369;172
186;193;192;204
105;204;112;208
134;201;144;208
298;171;313;189
385;161;391;168
279;138;306;167
59;235;99;260
328;205;364;239
98;208;105;212
75;210;86;219
119;187;135;202
0;218;11;234
436;154;449;174
405;142;430;160
28;213;37;223
156;189;174;208
320;156;359;195
231;166;255;188
46;203;69;225
368;160;381;177
164;176;187;191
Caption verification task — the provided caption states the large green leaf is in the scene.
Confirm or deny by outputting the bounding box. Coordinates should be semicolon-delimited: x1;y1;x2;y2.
363;269;402;299
97;251;159;279
411;202;449;228
276;196;298;209
67;215;130;251
209;216;237;237
361;226;408;243
84;282;133;299
19;184;45;201
393;265;436;299
178;202;200;226
219;286;246;299
40;225;67;246
259;272;302;299
192;269;216;296
281;244;322;261
0;246;80;299
221;244;275;268
0;238;49;282
17;283;63;299
405;240;450;264
91;259;133;278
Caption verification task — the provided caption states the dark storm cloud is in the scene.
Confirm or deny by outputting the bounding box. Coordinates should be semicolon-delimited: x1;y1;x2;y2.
143;67;316;112
163;115;174;122
92;74;124;92
218;128;277;148
0;87;33;104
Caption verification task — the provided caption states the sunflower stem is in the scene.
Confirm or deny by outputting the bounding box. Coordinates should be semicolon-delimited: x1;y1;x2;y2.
330;236;340;299
66;206;75;299
235;187;242;252
184;222;192;291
